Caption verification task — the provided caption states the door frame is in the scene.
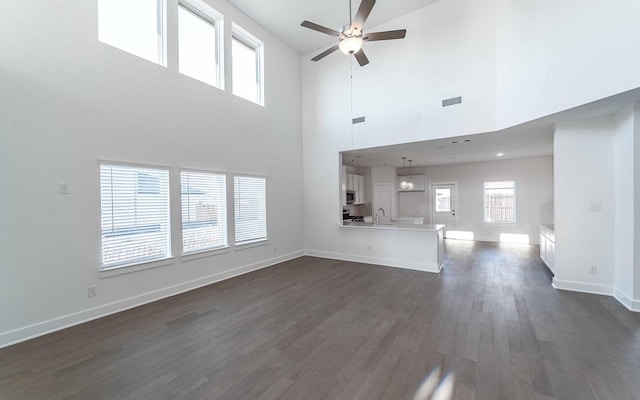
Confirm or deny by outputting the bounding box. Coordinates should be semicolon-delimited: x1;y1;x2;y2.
429;182;458;227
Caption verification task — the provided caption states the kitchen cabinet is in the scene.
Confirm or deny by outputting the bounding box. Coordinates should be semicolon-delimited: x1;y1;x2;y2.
348;174;355;191
341;167;347;206
342;171;365;205
540;224;555;274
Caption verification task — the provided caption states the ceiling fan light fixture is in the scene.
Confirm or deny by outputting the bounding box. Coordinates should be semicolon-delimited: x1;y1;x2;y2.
339;36;363;55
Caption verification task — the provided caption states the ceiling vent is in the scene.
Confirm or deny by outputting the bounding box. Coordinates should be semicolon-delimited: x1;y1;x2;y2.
442;96;462;107
352;116;366;124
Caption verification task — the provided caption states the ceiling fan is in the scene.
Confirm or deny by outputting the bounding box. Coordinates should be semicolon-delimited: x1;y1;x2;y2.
301;0;407;66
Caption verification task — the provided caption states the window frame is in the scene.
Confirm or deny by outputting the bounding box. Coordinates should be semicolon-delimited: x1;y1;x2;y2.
99;161;173;272
177;0;224;89
233;174;268;246
98;0;167;66
180;168;229;256
483;181;516;224
231;23;264;106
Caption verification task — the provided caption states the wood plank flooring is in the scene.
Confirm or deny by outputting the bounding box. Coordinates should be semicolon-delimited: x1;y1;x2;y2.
2;241;640;399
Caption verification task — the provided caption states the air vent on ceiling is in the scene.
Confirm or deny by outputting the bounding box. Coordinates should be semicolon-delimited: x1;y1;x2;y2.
442;96;463;107
352;116;366;124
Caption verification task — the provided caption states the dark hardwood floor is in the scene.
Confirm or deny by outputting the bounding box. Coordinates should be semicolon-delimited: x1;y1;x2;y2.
2;241;640;399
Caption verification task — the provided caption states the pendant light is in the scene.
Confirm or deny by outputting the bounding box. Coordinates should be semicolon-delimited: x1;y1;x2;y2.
406;160;415;190
400;157;410;189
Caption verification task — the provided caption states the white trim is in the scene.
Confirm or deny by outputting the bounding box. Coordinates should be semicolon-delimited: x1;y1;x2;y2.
551;278;614;296
613;288;640;312
100;257;175;278
0;251;304;349
304;249;443;274
181;247;230;262
234;239;268;250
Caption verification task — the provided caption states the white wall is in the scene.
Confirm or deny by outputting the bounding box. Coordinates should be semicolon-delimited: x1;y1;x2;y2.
398;157;554;244
496;0;640;128
0;0;303;346
614;105;635;299
303;0;500;261
554;117;615;294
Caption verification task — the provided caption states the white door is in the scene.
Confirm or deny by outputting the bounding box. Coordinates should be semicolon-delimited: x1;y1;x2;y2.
374;184;392;223
431;184;456;231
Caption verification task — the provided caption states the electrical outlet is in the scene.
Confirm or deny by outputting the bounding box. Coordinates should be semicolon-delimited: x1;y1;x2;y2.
589;266;597;274
273;246;277;253
58;184;70;194
88;286;97;297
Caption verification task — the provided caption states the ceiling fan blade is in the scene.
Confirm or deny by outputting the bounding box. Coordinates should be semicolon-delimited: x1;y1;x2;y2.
311;44;340;61
354;49;369;66
301;21;341;37
352;0;376;31
364;29;407;41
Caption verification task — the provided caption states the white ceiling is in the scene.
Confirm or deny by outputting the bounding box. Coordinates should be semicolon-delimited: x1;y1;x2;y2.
226;0;441;55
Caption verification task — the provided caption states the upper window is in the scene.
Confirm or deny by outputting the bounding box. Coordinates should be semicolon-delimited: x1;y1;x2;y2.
484;181;515;223
98;0;165;65
234;176;267;244
178;0;223;87
232;24;264;105
100;163;171;269
181;170;228;253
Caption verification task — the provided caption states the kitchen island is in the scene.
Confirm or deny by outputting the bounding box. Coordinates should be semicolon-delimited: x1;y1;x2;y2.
336;222;445;273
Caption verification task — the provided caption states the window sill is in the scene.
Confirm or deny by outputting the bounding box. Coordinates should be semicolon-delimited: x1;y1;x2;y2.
181;247;230;262
100;257;175;278
234;238;268;250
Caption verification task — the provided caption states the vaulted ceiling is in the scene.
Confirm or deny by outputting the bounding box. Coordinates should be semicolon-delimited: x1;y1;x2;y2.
226;0;441;55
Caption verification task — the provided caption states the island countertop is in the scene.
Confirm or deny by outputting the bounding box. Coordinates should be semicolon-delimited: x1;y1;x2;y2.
339;222;445;232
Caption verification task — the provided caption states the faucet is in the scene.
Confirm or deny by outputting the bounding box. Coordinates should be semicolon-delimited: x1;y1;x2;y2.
378;208;386;217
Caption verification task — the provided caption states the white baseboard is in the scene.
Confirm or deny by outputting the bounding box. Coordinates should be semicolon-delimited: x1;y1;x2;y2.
304;249;441;274
0;251;304;349
613;288;640;312
551;278;614;296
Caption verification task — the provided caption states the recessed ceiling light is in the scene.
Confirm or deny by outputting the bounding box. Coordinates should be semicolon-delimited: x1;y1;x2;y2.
497;153;504;157
464;139;471;143
450;157;456;160
450;140;458;144
438;146;446;149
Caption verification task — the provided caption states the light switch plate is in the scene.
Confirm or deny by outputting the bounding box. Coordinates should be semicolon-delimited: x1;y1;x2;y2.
59;184;70;194
589;202;601;212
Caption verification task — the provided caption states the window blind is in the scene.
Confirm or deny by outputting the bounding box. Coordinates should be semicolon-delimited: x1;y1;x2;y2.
181;170;227;253
100;164;171;269
234;175;266;244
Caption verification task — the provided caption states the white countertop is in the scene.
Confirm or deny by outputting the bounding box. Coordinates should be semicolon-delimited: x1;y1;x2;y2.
540;224;555;232
339;222;445;232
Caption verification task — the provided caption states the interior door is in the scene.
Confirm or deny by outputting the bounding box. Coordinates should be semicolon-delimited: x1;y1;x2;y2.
432;184;456;231
374;184;392;223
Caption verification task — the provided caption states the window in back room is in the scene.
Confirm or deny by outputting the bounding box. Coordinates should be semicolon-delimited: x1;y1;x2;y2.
483;181;516;223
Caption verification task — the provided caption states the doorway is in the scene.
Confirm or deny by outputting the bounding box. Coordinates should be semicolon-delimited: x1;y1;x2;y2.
431;183;456;231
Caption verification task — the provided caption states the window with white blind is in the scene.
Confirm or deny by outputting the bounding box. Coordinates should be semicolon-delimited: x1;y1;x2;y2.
483;181;516;223
181;170;227;253
234;175;267;244
232;24;264;105
98;0;166;65
100;164;171;269
178;0;223;87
